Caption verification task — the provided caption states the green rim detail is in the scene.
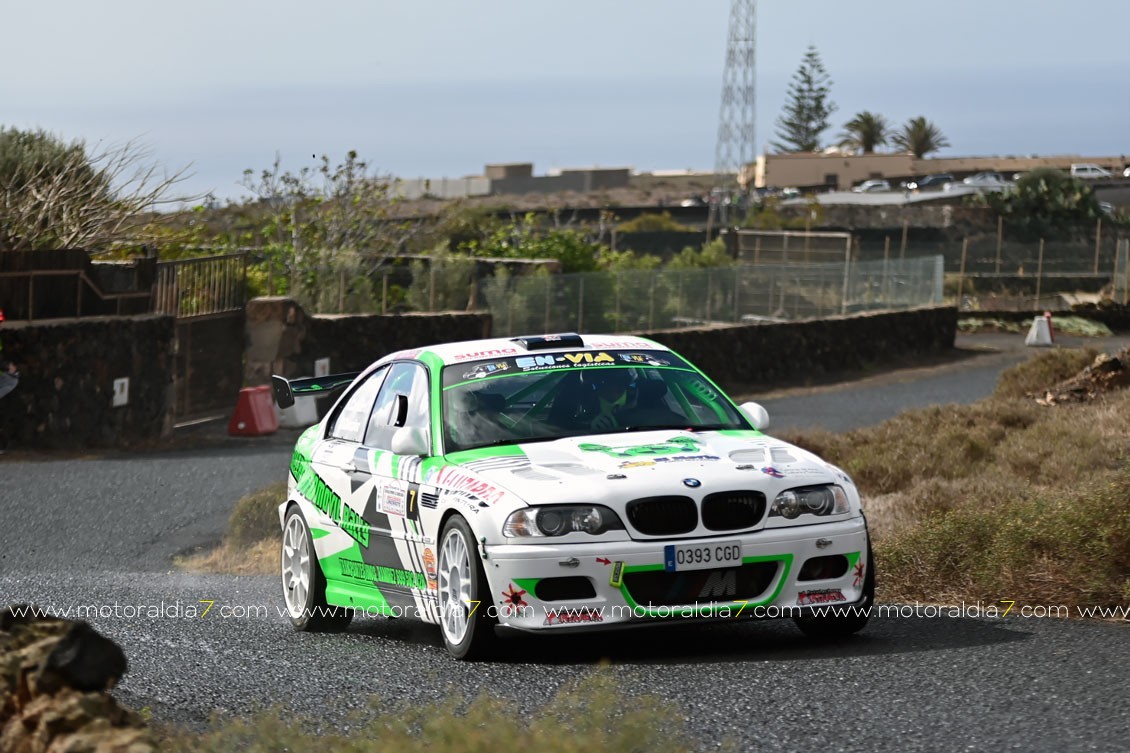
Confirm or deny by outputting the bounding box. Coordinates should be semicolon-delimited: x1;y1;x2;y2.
513;577;541;595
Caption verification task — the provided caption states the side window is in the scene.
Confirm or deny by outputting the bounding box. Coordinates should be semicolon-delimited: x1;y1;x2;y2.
326;368;387;443
364;362;430;450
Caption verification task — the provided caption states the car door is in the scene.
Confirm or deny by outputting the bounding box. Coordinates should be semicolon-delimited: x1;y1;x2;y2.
309;365;387;517
342;361;436;619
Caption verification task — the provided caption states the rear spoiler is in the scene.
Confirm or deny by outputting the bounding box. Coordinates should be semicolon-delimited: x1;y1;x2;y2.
271;372;360;409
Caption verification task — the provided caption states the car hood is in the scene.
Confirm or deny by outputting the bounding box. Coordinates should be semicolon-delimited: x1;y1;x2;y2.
443;429;845;512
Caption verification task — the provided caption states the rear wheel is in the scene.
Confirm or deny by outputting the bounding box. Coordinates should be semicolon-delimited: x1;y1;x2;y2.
793;540;875;640
281;507;352;632
437;516;497;660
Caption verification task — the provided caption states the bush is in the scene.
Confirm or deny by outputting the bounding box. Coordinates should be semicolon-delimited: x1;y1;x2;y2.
616;211;691;233
226;481;286;548
993;347;1098;399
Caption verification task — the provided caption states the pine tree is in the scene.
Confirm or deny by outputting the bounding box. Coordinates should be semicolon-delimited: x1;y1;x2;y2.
771;45;837;153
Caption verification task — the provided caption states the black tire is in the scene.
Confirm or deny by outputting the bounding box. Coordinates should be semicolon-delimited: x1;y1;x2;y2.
793;539;875;640
281;507;352;632
437;515;497;660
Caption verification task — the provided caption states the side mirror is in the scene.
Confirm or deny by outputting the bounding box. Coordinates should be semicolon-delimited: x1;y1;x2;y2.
391;426;429;457
739;401;770;431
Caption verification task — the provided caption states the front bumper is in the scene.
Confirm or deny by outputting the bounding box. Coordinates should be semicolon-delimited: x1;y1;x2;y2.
483;517;869;630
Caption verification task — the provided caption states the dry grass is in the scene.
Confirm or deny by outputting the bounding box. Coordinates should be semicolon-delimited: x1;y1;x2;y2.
180;539;279;576
177;481;285;575
785;348;1130;610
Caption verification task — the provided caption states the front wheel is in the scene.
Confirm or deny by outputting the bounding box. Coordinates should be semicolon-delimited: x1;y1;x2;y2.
281;507;352;632
793;540;875;640
437;516;497;660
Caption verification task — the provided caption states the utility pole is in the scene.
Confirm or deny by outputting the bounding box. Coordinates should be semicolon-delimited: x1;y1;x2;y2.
709;0;757;234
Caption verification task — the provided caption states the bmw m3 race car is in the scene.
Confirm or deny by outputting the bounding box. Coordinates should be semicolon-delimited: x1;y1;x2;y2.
273;333;874;659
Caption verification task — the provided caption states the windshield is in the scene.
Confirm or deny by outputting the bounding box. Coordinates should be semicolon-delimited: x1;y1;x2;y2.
441;349;750;452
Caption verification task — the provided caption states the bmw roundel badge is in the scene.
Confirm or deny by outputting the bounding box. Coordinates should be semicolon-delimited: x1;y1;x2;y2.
683;478;701;488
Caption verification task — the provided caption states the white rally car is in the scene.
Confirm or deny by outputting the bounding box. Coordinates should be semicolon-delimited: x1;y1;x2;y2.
273;333;874;659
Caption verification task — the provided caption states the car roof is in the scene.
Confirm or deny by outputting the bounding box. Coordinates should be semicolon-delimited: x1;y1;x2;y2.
380;333;672;368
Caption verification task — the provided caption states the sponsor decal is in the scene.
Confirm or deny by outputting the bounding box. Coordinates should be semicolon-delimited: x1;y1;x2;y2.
760;466;785;478
619;353;670;366
453;347;519;362
340;558;427;590
798;588;846;605
544;607;604;626
423;548;437;589
609;561;625;588
618;454;721;469
294;468;370;547
853;560;866;588
596;557;611;566
382;482;407;517
584;340;655;349
512;351;616;371
580;436;701;459
462;361;509;380
435;467;508;506
501;584;529;616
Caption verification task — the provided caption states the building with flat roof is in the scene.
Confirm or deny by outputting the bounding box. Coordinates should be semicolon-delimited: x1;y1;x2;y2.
754;152;1129;191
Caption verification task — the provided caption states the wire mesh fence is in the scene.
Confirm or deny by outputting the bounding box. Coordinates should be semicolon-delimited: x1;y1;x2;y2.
1115;239;1130;305
480;256;944;337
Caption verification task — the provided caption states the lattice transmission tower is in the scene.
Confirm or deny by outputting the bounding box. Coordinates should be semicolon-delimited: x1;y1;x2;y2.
710;0;756;228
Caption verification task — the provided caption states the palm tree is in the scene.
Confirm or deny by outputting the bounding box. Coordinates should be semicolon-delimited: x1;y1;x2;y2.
837;111;890;154
892;117;950;158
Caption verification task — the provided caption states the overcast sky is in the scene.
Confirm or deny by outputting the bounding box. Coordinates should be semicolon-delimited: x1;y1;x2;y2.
4;0;1128;200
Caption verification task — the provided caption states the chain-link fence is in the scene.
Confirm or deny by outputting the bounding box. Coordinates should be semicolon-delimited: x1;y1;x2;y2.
736;229;852;265
480;256;944;337
1115;239;1130;305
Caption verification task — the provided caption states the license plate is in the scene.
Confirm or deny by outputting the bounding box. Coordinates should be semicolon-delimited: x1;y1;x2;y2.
664;540;743;572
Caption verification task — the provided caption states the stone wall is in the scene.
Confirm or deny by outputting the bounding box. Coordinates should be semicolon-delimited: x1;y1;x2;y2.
244;297;492;383
642;306;957;389
0;316;175;449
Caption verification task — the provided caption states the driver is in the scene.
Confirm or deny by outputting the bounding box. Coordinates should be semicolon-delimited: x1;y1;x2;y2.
582;368;634;430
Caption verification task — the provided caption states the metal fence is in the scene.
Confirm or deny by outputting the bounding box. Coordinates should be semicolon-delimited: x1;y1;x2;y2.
1115;239;1130;305
480;256;944;337
154;253;248;318
736;229;852;265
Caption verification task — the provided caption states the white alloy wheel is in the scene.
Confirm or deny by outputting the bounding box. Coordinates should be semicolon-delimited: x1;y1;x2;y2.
282;512;311;619
280;507;352;632
437;516;496;659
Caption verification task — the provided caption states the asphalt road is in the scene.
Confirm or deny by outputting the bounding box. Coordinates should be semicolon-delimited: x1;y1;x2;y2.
2;333;1128;751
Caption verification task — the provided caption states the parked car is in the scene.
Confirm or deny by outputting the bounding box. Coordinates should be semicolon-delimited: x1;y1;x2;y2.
852;179;891;193
1070;163;1113;179
1123;166;1130;178
946;172;1015;192
272;333;875;658
903;174;954;191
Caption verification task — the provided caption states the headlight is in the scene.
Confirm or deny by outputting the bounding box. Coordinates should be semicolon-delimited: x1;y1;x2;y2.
503;506;626;537
770;485;849;519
